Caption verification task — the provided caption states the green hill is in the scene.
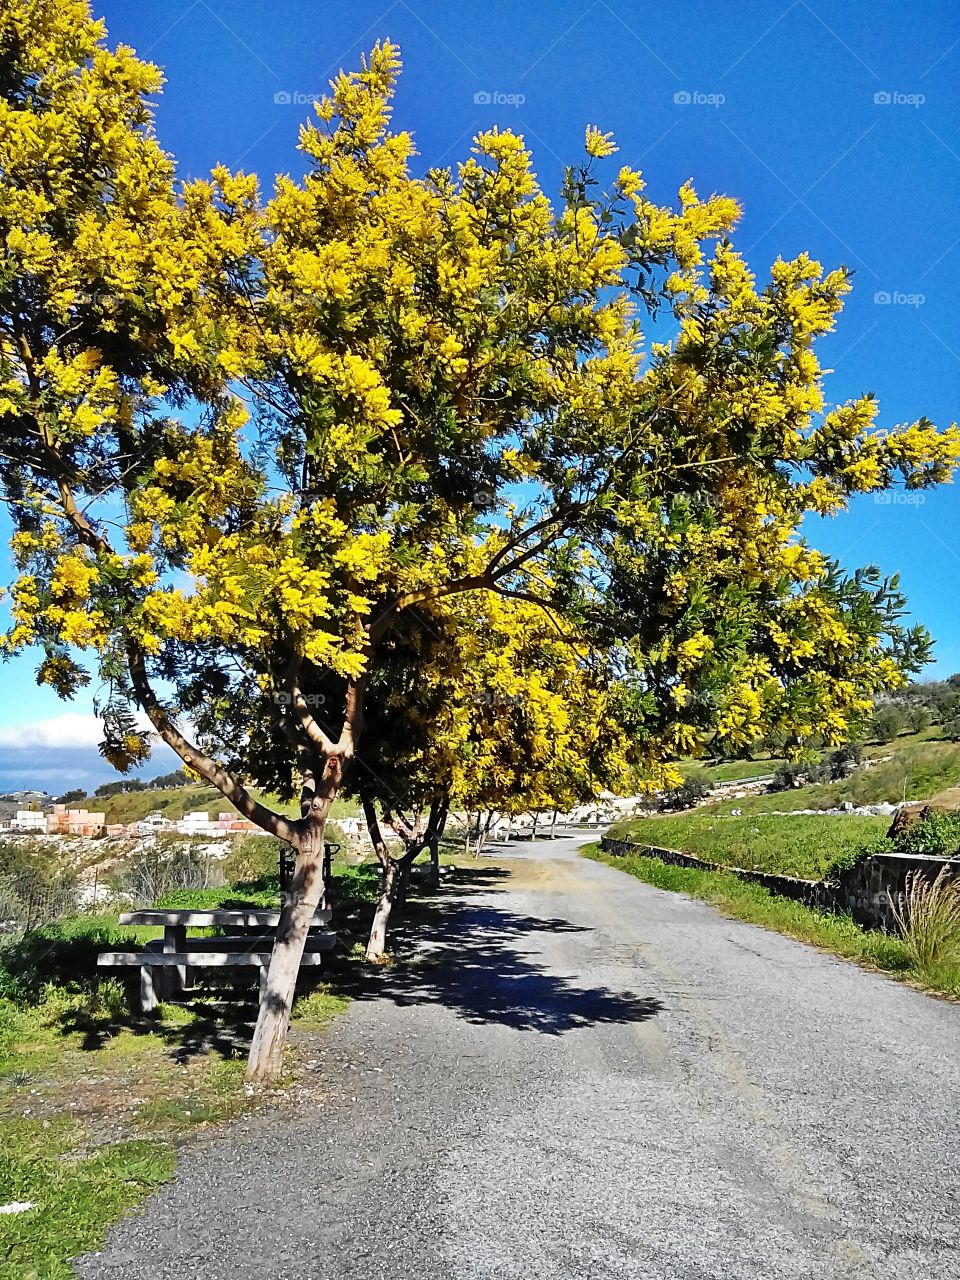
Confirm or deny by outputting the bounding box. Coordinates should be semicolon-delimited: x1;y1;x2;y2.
98;786;359;827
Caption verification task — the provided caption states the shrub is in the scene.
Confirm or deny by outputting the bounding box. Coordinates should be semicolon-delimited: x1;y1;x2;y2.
659;767;712;811
905;706;932;733
890;866;960;978
828;742;863;780
899;812;960;855
220;835;281;884
871;707;905;744
111;838;223;903
770;759;829;791
824;834;893;882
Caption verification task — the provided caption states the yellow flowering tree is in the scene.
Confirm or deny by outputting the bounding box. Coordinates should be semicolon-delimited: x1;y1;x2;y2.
2;5;958;1078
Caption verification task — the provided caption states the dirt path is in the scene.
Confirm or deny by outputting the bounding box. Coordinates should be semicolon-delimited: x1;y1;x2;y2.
78;837;960;1279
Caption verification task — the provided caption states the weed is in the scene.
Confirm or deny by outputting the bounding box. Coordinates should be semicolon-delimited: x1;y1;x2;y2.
890;867;960;981
291;985;350;1027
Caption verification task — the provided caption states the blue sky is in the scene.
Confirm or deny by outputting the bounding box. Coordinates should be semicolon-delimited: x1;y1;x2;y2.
2;0;959;791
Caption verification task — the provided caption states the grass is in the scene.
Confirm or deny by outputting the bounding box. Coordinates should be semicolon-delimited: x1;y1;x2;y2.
0;861;375;1275
0;1117;176;1280
606;812;888;880
0;986;254;1279
890;867;960;980
690;758;786;784
583;844;960;998
705;739;960;815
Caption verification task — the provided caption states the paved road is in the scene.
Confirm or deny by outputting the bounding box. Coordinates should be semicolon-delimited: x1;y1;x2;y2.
79;837;960;1280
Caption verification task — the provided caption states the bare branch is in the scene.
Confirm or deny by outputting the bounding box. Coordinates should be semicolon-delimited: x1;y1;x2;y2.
127;642;296;843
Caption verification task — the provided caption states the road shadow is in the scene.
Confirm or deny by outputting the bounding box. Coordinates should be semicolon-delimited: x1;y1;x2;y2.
331;875;663;1035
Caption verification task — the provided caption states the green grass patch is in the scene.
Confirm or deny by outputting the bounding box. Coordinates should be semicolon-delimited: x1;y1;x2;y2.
692;758;785;784
0;1118;175;1280
607;812;888;880
582;844;960;997
291;985;350;1028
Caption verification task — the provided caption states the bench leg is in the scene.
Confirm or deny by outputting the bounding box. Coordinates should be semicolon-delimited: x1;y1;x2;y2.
140;965;158;1014
259;963;269;1005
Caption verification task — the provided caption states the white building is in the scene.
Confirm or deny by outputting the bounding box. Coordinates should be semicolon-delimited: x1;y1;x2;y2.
10;810;46;831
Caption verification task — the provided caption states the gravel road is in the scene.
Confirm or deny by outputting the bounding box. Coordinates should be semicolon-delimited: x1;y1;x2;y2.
78;836;960;1280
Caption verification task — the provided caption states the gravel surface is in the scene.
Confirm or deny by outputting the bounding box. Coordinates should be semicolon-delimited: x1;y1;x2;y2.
77;837;960;1280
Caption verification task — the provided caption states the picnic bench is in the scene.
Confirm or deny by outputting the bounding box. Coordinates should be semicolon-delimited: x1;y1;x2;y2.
98;908;336;1012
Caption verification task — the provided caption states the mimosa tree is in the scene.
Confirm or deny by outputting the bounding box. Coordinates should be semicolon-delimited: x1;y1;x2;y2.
2;3;958;1080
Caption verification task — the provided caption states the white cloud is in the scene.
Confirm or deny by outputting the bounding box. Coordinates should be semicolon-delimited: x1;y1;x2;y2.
0;713;107;749
0;710;158;750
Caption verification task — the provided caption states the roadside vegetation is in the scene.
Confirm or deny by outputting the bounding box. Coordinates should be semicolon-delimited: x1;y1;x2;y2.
583;845;960;999
0;861;378;1277
606;813;888;880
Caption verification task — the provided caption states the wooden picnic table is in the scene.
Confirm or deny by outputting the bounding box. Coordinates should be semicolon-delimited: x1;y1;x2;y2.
107;908;335;1009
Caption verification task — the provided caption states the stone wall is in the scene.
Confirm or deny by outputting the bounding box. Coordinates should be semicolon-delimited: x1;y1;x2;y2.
598;836;960;931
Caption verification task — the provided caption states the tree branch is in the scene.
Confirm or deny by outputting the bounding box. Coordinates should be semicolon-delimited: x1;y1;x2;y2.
127;642;296;842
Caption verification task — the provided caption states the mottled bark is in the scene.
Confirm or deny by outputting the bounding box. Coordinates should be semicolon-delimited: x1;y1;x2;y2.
246;755;344;1082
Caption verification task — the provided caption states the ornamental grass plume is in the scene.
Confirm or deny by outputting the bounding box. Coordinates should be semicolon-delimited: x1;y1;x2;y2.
890;866;960;978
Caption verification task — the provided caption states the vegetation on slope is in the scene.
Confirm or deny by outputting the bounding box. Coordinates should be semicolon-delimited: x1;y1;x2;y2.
606;813;888;879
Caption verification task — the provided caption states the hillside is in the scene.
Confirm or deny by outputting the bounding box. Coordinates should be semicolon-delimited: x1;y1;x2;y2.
705;733;960;816
97;785;360;827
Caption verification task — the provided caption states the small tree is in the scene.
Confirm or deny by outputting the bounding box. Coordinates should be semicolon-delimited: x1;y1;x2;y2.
872;707;906;744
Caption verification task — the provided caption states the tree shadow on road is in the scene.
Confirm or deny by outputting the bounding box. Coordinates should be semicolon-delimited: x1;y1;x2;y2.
332;878;664;1035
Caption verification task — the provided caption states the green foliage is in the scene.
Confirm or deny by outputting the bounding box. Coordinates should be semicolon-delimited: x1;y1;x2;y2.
608;812;889;880
55;788;87;804
823;835;894;883
871;706;906;744
660;766;712;811
827;741;863;780
219;835;282;885
332;862;380;905
771;759;829;791
899;812;960;855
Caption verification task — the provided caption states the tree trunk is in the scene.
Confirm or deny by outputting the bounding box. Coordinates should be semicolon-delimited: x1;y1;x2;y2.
246;774;339;1083
366;857;400;962
425;832;440;887
362;793;399;962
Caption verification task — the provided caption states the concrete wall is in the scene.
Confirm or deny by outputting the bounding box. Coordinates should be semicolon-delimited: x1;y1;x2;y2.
598;836;960;931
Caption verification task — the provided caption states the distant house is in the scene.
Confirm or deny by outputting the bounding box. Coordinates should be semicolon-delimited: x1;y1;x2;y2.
46;804;106;836
10;809;46;832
